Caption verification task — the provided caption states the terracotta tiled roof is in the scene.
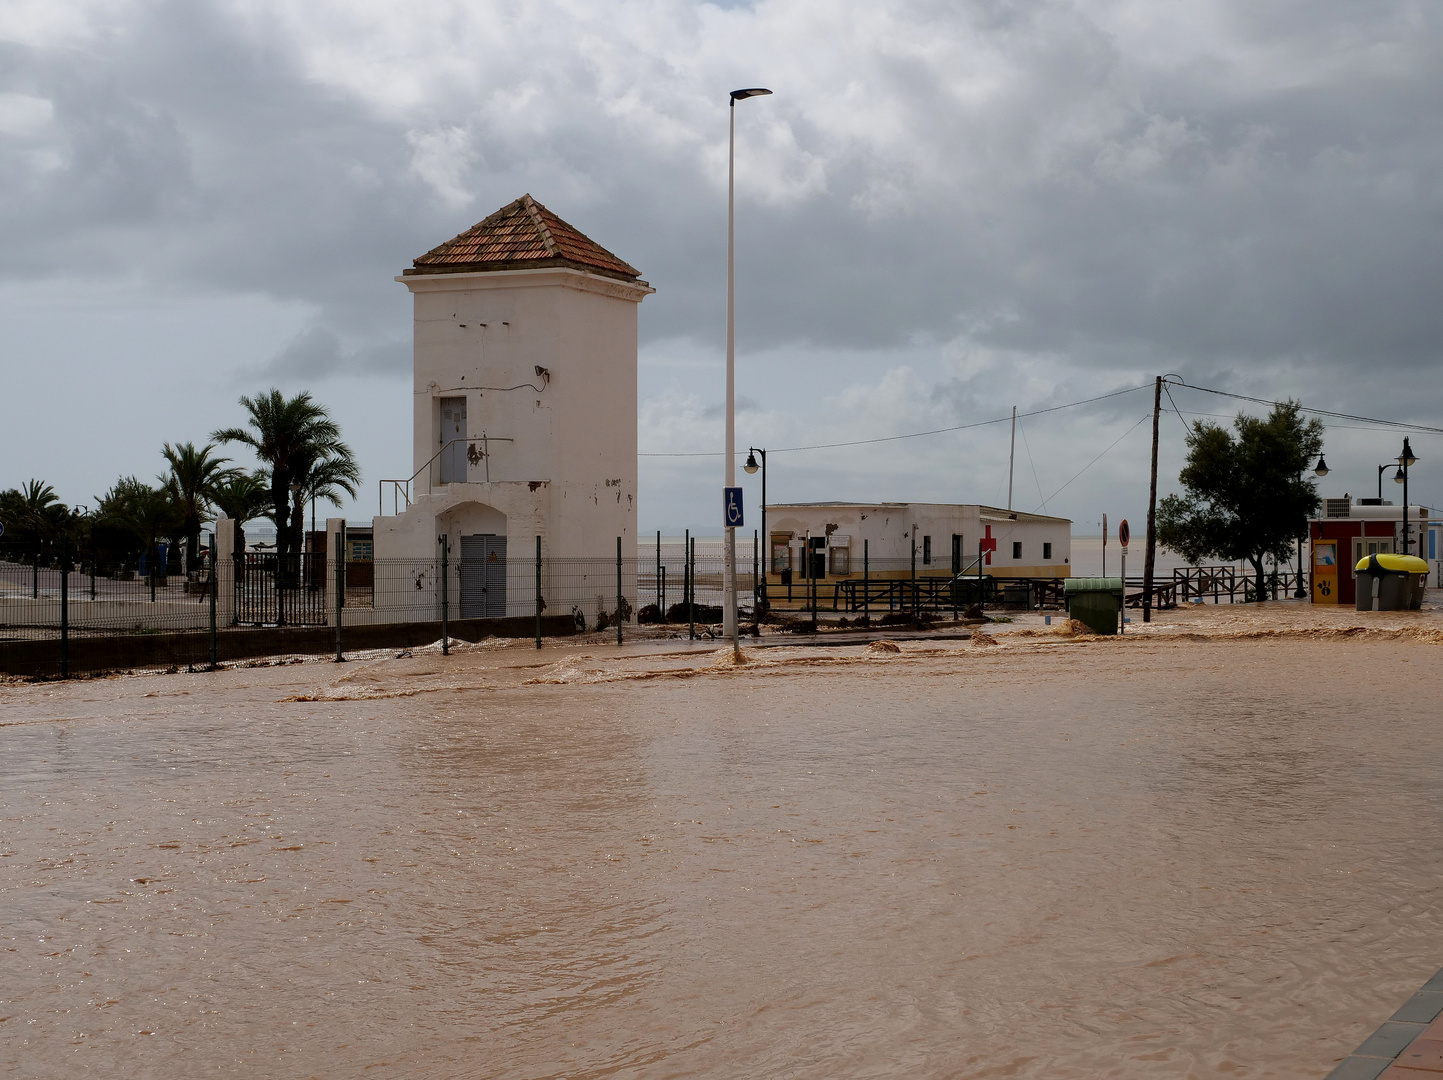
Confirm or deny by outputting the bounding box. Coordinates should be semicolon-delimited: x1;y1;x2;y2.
406;194;642;281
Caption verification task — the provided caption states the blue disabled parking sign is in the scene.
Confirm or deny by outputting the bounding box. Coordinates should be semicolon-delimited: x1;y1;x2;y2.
724;487;744;528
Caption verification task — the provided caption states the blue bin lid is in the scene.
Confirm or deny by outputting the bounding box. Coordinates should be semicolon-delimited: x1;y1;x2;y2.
1064;577;1123;594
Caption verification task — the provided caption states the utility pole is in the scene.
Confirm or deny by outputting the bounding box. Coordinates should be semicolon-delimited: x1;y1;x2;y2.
1007;405;1016;511
1142;375;1162;623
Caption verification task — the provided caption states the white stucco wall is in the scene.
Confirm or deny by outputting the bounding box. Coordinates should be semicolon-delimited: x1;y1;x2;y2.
764;503;1072;578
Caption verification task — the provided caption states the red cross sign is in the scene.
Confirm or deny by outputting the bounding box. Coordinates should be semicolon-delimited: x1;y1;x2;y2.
979;524;998;565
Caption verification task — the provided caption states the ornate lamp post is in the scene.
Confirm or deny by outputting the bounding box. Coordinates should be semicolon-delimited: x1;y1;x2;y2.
1399;438;1417;554
1299;455;1329;598
744;447;767;614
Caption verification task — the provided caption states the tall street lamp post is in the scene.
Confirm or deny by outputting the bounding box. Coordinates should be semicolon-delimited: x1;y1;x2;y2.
723;87;771;651
745;447;767;615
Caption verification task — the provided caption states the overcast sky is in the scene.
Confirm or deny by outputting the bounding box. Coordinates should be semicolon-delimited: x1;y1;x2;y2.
2;0;1441;536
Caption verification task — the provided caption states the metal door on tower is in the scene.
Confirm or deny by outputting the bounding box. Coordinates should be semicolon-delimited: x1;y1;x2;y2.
460;534;506;618
440;397;467;484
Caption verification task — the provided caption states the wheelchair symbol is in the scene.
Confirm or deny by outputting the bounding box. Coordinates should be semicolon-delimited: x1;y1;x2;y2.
723;487;744;528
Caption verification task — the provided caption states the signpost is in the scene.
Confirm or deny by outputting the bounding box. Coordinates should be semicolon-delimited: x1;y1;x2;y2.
724;487;744;529
1118;518;1130;633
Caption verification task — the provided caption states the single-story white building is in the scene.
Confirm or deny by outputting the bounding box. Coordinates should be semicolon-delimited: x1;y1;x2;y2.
764;502;1072;581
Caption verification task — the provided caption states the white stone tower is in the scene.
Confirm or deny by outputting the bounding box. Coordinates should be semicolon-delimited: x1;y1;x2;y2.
370;195;652;616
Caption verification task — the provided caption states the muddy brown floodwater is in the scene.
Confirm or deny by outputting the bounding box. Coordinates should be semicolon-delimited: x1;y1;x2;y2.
5;612;1443;1078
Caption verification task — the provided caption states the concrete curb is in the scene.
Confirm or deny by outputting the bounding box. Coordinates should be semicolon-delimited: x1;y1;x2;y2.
1326;971;1443;1078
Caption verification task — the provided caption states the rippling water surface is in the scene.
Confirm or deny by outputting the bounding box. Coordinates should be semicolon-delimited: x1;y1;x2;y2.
4;634;1443;1077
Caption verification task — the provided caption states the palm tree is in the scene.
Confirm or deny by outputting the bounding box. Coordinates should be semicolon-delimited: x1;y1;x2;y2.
5;480;65;597
161;441;231;571
289;441;362;546
213;390;352;560
211;470;270;554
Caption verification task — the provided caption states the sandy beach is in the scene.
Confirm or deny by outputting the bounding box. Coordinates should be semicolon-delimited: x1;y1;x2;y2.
5;599;1443;1077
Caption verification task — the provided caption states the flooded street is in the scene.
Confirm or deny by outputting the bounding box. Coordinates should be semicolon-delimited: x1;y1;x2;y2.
5;617;1443;1077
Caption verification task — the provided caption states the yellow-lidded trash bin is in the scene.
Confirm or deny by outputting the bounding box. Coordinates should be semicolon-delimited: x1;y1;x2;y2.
1354;553;1429;611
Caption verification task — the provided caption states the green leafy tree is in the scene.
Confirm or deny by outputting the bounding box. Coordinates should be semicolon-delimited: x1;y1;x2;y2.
161;441;232;570
212;390;353;559
1157;402;1324;600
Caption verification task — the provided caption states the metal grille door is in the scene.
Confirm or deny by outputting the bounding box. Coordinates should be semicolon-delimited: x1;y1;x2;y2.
460;534;506;617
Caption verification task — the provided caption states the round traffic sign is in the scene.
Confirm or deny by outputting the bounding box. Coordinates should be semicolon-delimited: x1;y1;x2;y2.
1118;519;1130;548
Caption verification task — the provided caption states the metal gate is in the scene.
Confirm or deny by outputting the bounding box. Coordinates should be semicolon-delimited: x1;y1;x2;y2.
233;552;328;626
459;534;506;618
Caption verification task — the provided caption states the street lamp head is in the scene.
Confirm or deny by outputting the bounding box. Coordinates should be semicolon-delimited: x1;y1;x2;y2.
744;451;760;474
1313;455;1329;477
1394;466;1406;484
730;88;773;104
1400;437;1418;467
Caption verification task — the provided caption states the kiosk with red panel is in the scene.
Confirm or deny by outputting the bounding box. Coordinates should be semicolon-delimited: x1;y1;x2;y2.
1309;500;1429;606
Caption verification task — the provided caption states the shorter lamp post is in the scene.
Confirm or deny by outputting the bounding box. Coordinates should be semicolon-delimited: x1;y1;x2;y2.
1378;462;1404;502
1300;455;1330;598
744;447;766;614
1400;438;1418;554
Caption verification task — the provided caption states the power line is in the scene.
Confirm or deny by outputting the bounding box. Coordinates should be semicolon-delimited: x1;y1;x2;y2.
1172;380;1443;436
1035;413;1152;509
638;383;1152;457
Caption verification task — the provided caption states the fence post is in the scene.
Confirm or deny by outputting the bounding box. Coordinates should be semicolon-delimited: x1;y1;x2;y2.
864;539;869;619
811;541;818;631
656;530;662;608
59;535;69;679
535;535;542;650
333;524;345;662
208;531;217;670
910;534;918;616
616;536;624;646
439;535;449;655
756;531;767;615
150;547;157;603
688;535;695;640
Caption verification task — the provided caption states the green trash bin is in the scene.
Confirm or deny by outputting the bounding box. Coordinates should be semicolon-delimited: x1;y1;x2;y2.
1065;577;1123;635
1355;553;1429;611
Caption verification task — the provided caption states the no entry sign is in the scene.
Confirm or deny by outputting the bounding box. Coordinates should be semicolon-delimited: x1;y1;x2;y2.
1118;519;1130;548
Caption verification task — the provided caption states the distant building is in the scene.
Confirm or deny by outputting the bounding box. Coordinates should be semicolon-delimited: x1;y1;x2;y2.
763;502;1072;581
362;195;652;618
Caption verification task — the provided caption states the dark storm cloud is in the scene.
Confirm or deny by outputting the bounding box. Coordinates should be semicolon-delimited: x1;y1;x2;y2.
3;0;1441;427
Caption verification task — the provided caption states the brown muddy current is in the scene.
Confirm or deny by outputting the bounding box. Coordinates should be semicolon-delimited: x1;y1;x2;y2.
5;618;1443;1077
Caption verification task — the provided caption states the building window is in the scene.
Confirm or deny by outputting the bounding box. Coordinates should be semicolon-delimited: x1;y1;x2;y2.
1043;542;1052;560
952;534;962;573
922;535;932;565
1012;541;1022;560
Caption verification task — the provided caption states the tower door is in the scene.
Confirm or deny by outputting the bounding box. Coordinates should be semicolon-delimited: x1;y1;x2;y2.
439;397;467;484
460;534;506;618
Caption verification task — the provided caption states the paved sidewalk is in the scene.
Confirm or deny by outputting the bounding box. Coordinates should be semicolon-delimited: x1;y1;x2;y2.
1329;970;1443;1077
